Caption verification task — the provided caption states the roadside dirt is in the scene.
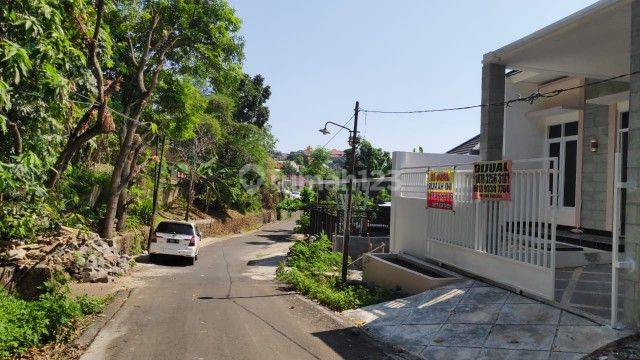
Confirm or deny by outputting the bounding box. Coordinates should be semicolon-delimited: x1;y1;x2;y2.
69;229;265;298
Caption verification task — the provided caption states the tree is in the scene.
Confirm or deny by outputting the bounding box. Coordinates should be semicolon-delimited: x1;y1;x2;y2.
281;161;299;176
344;140;391;178
302;147;332;178
99;0;244;238
287;151;306;166
47;0;119;188
167;79;221;221
233;74;271;128
0;0;88;162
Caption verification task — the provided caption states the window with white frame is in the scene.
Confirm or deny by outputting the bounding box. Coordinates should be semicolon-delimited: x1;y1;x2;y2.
617;111;629;235
546;121;578;208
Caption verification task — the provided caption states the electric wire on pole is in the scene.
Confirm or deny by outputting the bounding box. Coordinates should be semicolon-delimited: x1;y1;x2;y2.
341;101;359;283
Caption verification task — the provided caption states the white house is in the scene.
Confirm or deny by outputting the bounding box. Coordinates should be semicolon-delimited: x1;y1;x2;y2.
391;0;640;328
480;0;639;327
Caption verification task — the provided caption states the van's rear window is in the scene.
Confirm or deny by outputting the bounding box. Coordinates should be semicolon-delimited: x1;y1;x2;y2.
156;222;193;235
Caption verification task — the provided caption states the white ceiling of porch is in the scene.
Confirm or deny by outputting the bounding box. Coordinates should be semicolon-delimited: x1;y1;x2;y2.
484;0;632;82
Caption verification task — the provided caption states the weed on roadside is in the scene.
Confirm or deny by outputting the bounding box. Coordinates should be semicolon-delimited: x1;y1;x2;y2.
0;273;107;359
276;234;396;311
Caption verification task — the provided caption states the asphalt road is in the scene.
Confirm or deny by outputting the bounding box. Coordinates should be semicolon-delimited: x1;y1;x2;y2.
80;218;401;360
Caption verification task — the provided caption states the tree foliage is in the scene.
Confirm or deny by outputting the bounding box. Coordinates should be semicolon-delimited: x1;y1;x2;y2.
233;74;271;128
344;140;391;178
0;0;278;243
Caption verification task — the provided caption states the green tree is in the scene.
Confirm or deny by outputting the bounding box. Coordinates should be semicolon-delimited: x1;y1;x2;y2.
234;74;271;128
0;0;91;164
302;147;333;178
282;161;299;176
287;151;306;166
344;140;391;178
99;0;244;238
47;0;119;189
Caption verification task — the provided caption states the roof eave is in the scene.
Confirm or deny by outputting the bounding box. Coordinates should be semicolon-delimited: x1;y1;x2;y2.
482;0;628;66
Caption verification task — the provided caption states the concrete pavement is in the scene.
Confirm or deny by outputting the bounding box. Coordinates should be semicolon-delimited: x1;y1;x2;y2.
344;278;632;359
80;219;405;360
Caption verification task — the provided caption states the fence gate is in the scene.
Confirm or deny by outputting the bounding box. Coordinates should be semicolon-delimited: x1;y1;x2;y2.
395;158;558;300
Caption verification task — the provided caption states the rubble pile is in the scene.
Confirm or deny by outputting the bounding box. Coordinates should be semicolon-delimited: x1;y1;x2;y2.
2;227;135;284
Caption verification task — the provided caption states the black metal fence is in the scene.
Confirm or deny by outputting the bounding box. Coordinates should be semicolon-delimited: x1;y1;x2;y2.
308;204;390;241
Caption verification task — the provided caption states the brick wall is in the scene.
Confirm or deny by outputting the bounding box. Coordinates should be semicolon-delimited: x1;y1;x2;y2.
622;0;640;328
480;63;506;160
580;104;610;231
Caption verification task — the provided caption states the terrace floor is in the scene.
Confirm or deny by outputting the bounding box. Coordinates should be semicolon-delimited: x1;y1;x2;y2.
555;263;620;323
343;278;631;360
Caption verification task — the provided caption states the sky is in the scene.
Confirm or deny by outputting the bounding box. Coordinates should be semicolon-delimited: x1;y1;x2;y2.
228;0;594;154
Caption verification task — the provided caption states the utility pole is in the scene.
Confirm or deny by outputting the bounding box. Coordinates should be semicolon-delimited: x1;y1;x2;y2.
341;101;359;283
148;134;166;245
185;140;197;221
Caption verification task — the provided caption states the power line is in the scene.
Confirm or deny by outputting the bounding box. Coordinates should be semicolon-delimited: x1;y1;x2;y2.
70;91;141;124
321;114;354;149
360;70;639;115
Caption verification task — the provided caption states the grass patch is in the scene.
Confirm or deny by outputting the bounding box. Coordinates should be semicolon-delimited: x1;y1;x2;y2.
0;274;107;359
276;234;396;311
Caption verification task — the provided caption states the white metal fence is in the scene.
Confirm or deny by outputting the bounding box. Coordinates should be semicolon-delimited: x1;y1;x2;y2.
395;158;559;299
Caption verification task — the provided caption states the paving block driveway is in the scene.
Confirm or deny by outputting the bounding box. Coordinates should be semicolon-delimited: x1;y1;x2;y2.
343;279;633;360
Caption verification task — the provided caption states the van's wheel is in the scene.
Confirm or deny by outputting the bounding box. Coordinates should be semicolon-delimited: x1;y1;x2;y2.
188;257;195;265
149;254;157;263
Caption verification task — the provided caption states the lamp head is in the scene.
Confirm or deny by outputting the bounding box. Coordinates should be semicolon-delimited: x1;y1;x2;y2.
319;127;330;135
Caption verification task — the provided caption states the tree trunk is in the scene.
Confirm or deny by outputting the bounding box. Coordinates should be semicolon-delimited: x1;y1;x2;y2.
47;125;100;189
115;189;128;232
100;120;139;238
185;168;194;221
6;121;22;156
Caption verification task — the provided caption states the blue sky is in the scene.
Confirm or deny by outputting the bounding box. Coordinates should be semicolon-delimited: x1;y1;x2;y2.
229;0;594;153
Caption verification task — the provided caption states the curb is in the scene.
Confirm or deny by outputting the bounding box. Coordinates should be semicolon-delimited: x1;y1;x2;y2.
583;333;640;359
292;293;419;360
74;288;132;350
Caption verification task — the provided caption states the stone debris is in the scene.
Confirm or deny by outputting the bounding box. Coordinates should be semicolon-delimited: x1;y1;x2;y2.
2;227;135;285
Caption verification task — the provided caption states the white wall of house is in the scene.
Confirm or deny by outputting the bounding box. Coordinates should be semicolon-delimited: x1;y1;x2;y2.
503;81;544;160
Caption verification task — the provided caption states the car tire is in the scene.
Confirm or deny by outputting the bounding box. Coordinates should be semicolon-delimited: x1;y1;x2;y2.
188;256;195;266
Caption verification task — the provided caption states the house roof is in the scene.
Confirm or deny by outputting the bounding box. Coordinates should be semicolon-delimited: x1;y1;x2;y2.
329;149;344;157
483;0;632;80
446;135;480;155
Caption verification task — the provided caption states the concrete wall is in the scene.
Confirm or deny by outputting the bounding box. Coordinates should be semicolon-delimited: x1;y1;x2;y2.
503;81;545;160
194;210;277;238
390;152;478;255
580;104;610;231
392;152;477;169
333;235;389;270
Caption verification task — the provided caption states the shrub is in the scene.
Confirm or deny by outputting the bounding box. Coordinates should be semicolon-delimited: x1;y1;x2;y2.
286;234;341;273
300;186;316;206
375;188;391;203
0;153;60;242
276;197;302;212
293;212;310;234
0;273;106;358
277;234;394;311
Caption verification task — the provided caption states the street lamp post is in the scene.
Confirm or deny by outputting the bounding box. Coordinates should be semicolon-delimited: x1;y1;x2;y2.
319;101;359;283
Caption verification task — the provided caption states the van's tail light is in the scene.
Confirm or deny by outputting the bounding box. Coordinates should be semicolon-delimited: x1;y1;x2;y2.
188;236;196;247
151;234;165;243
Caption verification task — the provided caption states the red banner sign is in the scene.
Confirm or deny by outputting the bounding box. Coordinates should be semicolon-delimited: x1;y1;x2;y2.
427;168;455;210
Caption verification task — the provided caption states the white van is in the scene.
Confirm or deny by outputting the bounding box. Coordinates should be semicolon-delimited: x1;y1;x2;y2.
149;220;200;265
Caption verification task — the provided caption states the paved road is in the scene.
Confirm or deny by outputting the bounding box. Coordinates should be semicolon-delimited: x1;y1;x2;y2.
81;219;400;360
